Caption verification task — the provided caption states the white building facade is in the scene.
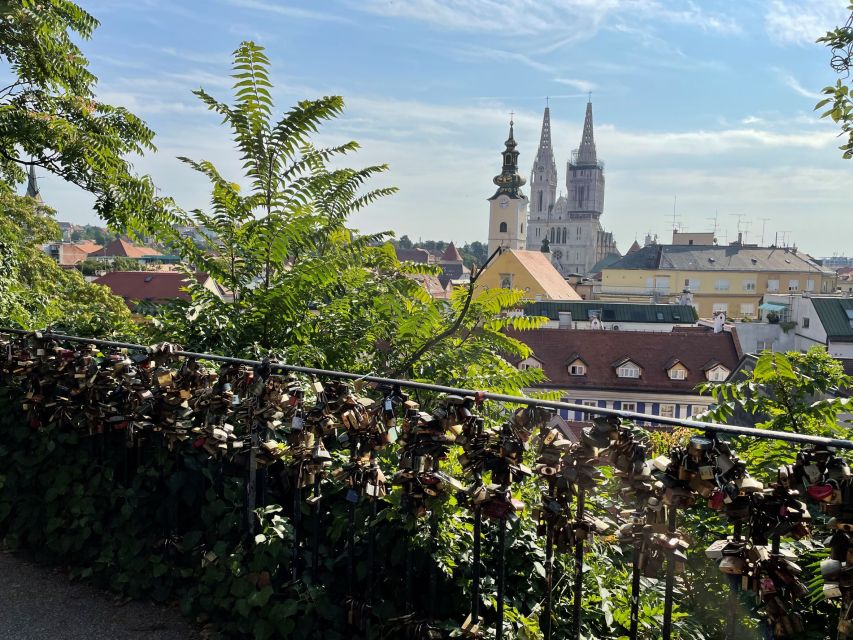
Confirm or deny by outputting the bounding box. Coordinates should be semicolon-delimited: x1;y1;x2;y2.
526;101;618;276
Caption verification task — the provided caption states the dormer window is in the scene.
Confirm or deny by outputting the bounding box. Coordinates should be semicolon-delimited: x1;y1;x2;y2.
518;356;543;371
665;359;688;381
566;354;588;376
617;364;640;378
705;364;730;382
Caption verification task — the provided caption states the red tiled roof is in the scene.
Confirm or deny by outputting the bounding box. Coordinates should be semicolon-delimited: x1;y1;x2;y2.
88;238;162;259
508;328;739;394
93;271;207;306
627;240;642;255
440;242;463;262
57;244;90;266
73;240;102;253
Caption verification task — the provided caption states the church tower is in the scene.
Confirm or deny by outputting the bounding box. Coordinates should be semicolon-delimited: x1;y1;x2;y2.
529;105;557;223
26;164;42;203
488;118;528;257
566;99;604;218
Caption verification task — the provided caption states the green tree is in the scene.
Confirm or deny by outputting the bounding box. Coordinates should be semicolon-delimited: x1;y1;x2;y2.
817;3;853;158
0;185;136;336
397;234;413;249
0;0;168;231
153;42;545;395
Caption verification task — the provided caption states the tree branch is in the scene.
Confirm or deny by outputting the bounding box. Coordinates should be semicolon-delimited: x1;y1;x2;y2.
390;247;503;377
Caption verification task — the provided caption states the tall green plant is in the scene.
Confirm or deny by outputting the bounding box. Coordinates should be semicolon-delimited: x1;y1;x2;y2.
153;42;545;395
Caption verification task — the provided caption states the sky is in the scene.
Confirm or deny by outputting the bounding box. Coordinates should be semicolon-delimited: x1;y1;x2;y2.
32;0;853;257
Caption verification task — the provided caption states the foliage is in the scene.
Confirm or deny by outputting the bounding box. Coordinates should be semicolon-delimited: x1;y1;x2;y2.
686;348;853;635
0;0;172;231
0;185;137;336
149;43;543;398
817;3;853;159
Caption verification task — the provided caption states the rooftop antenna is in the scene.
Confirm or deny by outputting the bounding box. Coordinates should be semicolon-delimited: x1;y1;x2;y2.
759;217;771;246
670;196;680;232
706;210;719;236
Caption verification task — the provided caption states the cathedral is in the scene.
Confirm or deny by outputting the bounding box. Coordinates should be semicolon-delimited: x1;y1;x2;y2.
487;100;619;276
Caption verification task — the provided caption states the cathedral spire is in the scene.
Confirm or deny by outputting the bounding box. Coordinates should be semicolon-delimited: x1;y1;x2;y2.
575;99;597;165
26;164;42;202
490;117;526;199
538;105;552;154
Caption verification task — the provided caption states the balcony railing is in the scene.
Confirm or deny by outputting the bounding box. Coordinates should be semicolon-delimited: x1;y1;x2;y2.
0;327;851;640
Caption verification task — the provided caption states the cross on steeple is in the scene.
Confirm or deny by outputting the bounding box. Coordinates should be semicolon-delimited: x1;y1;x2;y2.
509;110;515;124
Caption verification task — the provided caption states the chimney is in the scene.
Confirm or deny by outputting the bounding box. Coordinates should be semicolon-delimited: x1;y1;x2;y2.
713;311;725;333
558;311;573;329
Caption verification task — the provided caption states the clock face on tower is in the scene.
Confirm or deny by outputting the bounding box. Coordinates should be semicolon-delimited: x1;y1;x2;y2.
498;196;509;208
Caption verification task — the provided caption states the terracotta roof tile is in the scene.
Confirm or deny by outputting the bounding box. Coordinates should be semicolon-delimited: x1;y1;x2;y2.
509;328;739;394
507;250;582;300
93;271;208;307
440;242;463;262
88;238;161;259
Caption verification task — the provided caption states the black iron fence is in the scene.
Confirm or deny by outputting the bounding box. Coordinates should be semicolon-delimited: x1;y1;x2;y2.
1;327;852;639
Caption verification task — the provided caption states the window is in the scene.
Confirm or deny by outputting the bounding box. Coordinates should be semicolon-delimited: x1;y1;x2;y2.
659;404;675;418
500;274;512;289
684;278;700;291
499;221;507;233
538;191;543;212
767;279;779;292
742;279;756;292
712;303;729;314
846;309;853;328
520;224;524;233
550;227;555;242
581;400;597;421
669;368;687;380
655;276;670;292
569;362;586;376
788;279;800;292
714;279;730;291
576;226;582;240
740;303;755;317
803;317;810;329
562;227;567;243
617;363;641;378
706;366;729;382
519;360;541;371
691;405;706;417
621;402;637;413
806;279;815;292
756;340;771;352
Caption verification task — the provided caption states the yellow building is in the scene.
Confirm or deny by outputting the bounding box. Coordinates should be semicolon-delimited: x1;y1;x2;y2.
475;249;581;301
599;244;836;319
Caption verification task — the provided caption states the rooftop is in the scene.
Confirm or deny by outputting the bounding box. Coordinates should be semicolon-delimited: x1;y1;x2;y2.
810;297;853;341
508;328;739;394
93;271;209;307
607;244;833;274
523;301;698;324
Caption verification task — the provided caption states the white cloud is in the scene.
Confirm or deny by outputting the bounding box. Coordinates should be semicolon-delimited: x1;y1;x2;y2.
781;73;823;100
353;0;741;37
225;0;351;23
765;0;850;46
454;46;555;74
554;78;597;93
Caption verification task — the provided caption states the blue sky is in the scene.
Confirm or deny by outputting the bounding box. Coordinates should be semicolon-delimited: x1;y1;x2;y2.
37;0;853;256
